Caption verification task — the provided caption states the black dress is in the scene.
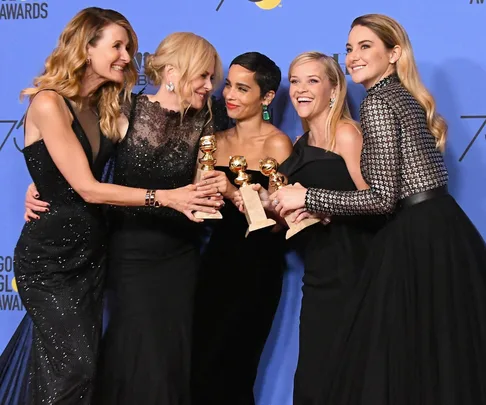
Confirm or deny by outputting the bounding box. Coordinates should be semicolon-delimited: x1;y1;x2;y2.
93;94;212;405
278;133;383;405
0;94;114;405
191;168;285;405
305;75;486;404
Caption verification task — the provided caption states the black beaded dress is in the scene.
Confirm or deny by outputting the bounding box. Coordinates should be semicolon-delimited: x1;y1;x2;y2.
93;94;212;405
304;75;486;404
0;94;115;405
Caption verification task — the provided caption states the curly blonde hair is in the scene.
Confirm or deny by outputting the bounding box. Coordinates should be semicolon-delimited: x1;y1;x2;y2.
21;7;138;141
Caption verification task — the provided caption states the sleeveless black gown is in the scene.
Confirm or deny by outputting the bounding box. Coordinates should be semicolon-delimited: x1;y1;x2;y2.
191;167;286;405
279;133;384;405
0;94;114;405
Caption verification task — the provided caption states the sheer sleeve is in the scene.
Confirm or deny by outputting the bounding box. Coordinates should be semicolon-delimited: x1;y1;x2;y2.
305;94;401;215
119;93;134;118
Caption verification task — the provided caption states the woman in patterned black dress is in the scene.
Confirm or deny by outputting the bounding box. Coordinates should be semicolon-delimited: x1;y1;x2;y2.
271;14;486;404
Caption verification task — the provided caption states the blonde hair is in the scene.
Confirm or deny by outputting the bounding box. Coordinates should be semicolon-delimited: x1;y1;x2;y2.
351;14;447;151
21;7;138;141
289;51;360;151
144;32;223;121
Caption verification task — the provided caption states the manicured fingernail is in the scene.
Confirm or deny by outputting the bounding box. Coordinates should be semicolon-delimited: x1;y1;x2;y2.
34;194;39;198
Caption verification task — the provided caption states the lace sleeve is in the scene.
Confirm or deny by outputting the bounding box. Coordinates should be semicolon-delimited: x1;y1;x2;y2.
305;94;401;215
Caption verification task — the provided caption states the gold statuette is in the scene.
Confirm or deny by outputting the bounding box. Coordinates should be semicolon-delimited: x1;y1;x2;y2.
194;135;222;219
260;157;320;239
229;155;276;237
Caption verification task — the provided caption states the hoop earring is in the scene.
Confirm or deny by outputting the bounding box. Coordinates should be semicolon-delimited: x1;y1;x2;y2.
329;97;335;108
166;82;175;92
262;104;270;121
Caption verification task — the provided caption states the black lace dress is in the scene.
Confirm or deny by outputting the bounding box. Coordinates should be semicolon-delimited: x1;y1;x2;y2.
0;94;115;405
305;75;486;405
93;94;213;405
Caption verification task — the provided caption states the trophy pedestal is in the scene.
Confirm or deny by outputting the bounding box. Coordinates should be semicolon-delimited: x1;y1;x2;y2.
194;210;223;219
194;168;222;220
194;168;208;183
240;186;276;237
284;212;320;239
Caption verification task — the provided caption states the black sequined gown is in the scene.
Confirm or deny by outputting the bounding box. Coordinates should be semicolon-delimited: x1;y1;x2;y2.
93;94;212;405
191;168;285;405
0;96;115;405
305;75;486;404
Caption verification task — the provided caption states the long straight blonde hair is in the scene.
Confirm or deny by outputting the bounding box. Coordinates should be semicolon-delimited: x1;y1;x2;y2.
21;7;138;141
289;51;360;151
351;14;447;151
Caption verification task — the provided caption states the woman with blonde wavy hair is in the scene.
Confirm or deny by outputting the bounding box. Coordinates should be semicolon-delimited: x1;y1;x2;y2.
272;14;486;404
83;32;224;405
261;51;384;404
0;8;221;405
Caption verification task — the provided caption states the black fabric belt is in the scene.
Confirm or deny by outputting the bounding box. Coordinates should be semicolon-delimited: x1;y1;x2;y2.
398;185;448;209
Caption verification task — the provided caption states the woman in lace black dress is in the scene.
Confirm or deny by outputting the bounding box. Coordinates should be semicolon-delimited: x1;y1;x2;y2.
0;8;221;405
271;14;486;405
191;52;292;405
92;33;224;405
273;52;384;405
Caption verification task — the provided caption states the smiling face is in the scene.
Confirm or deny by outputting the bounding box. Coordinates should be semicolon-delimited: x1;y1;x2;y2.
86;23;131;84
345;24;399;89
188;64;216;110
165;62;216;110
223;64;267;121
289;60;336;123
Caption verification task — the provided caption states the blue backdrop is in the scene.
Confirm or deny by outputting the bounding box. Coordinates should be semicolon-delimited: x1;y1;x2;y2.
1;1;485;403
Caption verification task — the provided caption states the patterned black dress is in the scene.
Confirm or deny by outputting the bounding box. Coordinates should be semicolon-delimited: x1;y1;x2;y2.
305;75;486;405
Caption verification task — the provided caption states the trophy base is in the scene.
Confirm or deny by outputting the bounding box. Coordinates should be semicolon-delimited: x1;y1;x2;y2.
245;218;276;238
194;210;223;220
285;216;320;239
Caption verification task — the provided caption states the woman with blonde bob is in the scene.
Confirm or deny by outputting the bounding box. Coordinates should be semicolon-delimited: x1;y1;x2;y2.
261;52;383;404
0;8;220;405
87;32;225;405
272;14;486;404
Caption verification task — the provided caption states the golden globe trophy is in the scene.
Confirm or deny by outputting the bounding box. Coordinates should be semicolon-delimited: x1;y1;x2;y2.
194;135;223;219
229;155;276;237
259;157;320;239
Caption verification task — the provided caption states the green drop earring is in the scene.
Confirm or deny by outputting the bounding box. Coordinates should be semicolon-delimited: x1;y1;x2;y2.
262;104;270;121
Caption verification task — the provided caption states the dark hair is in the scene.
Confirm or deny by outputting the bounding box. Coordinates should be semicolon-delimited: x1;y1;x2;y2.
230;52;281;98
